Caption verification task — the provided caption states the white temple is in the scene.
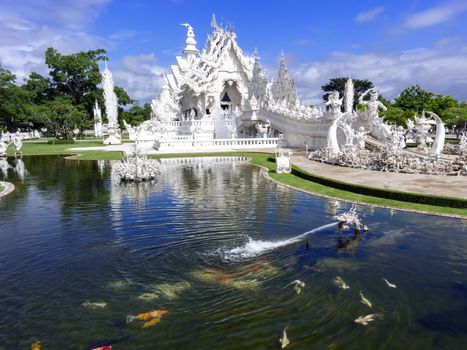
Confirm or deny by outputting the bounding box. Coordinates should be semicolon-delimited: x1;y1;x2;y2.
123;16;412;153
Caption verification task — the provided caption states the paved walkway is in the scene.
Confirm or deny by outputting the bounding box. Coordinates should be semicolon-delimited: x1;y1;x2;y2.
292;150;467;199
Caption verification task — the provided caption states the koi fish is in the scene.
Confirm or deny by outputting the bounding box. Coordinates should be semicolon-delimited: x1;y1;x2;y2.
359;291;372;308
91;346;112;350
334;276;349;290
279;327;290;348
142;317;162;328
290;280;305;295
81;300;107;309
383;278;397;288
31;341;41;350
127;309;168;323
354;314;383;326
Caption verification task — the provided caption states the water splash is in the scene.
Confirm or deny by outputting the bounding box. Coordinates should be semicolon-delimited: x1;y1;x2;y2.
218;222;338;261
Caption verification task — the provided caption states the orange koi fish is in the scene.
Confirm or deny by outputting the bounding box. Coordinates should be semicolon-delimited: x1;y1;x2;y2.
31;341;41;350
127;309;168;323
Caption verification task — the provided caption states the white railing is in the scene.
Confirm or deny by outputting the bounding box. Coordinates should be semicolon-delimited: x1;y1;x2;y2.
156;137;280;151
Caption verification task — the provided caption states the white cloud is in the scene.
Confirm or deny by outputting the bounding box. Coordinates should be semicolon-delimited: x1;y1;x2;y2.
355;6;384;23
113;54;166;103
293;39;467;105
0;0;164;103
405;1;467;28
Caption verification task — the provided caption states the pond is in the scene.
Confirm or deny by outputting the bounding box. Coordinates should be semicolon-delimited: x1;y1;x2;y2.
0;156;466;349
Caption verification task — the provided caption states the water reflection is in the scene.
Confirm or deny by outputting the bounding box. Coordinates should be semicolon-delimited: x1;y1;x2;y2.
0;156;28;180
0;156;466;349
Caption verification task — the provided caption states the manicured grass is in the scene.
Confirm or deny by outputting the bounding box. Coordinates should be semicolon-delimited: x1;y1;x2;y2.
7;143;467;217
6;140;104;156
0;182;4;194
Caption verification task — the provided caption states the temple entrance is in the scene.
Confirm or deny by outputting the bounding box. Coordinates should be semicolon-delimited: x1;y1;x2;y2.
220;80;242;113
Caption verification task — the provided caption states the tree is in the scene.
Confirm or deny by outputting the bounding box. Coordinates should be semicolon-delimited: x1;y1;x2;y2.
0;66;30;125
321;77;374;107
22;72;52;105
443;105;467;127
121;103;152;126
34;97;90;139
394;85;433;113
44;47;107;113
428;94;457;120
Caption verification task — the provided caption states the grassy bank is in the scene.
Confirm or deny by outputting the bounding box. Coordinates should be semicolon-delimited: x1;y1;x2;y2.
6;140;105;156
0;182;4;194
6;142;467;217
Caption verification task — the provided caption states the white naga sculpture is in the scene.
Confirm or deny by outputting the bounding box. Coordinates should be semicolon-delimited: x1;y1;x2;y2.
425;111;445;157
102;62;121;145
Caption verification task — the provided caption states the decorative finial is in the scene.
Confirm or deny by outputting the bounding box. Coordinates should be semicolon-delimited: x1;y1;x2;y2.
211;13;217;29
181;23;198;60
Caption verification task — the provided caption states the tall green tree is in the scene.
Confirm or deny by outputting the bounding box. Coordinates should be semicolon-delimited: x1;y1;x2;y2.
394;85;433;113
427;94;457;119
44;47;107;113
0;66;30;125
321;77;374;107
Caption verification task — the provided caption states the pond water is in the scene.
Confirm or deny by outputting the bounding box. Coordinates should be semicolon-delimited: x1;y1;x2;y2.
0;156;466;350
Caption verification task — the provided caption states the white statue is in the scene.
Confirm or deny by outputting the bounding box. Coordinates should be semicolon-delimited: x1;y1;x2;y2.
325;91;343;119
354;127;367;151
12;131;23;156
359;89;391;140
0;140;8;157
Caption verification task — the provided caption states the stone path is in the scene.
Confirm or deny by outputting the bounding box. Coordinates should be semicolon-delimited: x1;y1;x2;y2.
292;150;467;200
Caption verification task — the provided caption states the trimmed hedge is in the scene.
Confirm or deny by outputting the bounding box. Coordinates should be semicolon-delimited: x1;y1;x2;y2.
47;139;76;145
289;165;467;209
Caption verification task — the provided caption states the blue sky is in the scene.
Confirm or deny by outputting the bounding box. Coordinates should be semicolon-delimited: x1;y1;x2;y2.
1;0;467;104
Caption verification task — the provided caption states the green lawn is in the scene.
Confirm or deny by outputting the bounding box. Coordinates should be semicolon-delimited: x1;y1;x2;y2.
0;182;4;194
6;143;467;217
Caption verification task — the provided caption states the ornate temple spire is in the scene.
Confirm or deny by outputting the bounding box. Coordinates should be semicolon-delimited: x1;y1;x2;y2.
278;50;288;79
181;23;198;63
344;77;354;114
101;63;118;128
211;13;217;29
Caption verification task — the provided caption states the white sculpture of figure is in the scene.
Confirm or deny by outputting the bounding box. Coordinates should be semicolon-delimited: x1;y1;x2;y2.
0;140;8;157
325;91;343;119
13;131;23;156
396;126;406;149
354;127;367;151
425;111;445;157
255;120;270;138
102;61;121;145
33;129;41;139
343;78;354;114
93;99;103;138
359;89;391;140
